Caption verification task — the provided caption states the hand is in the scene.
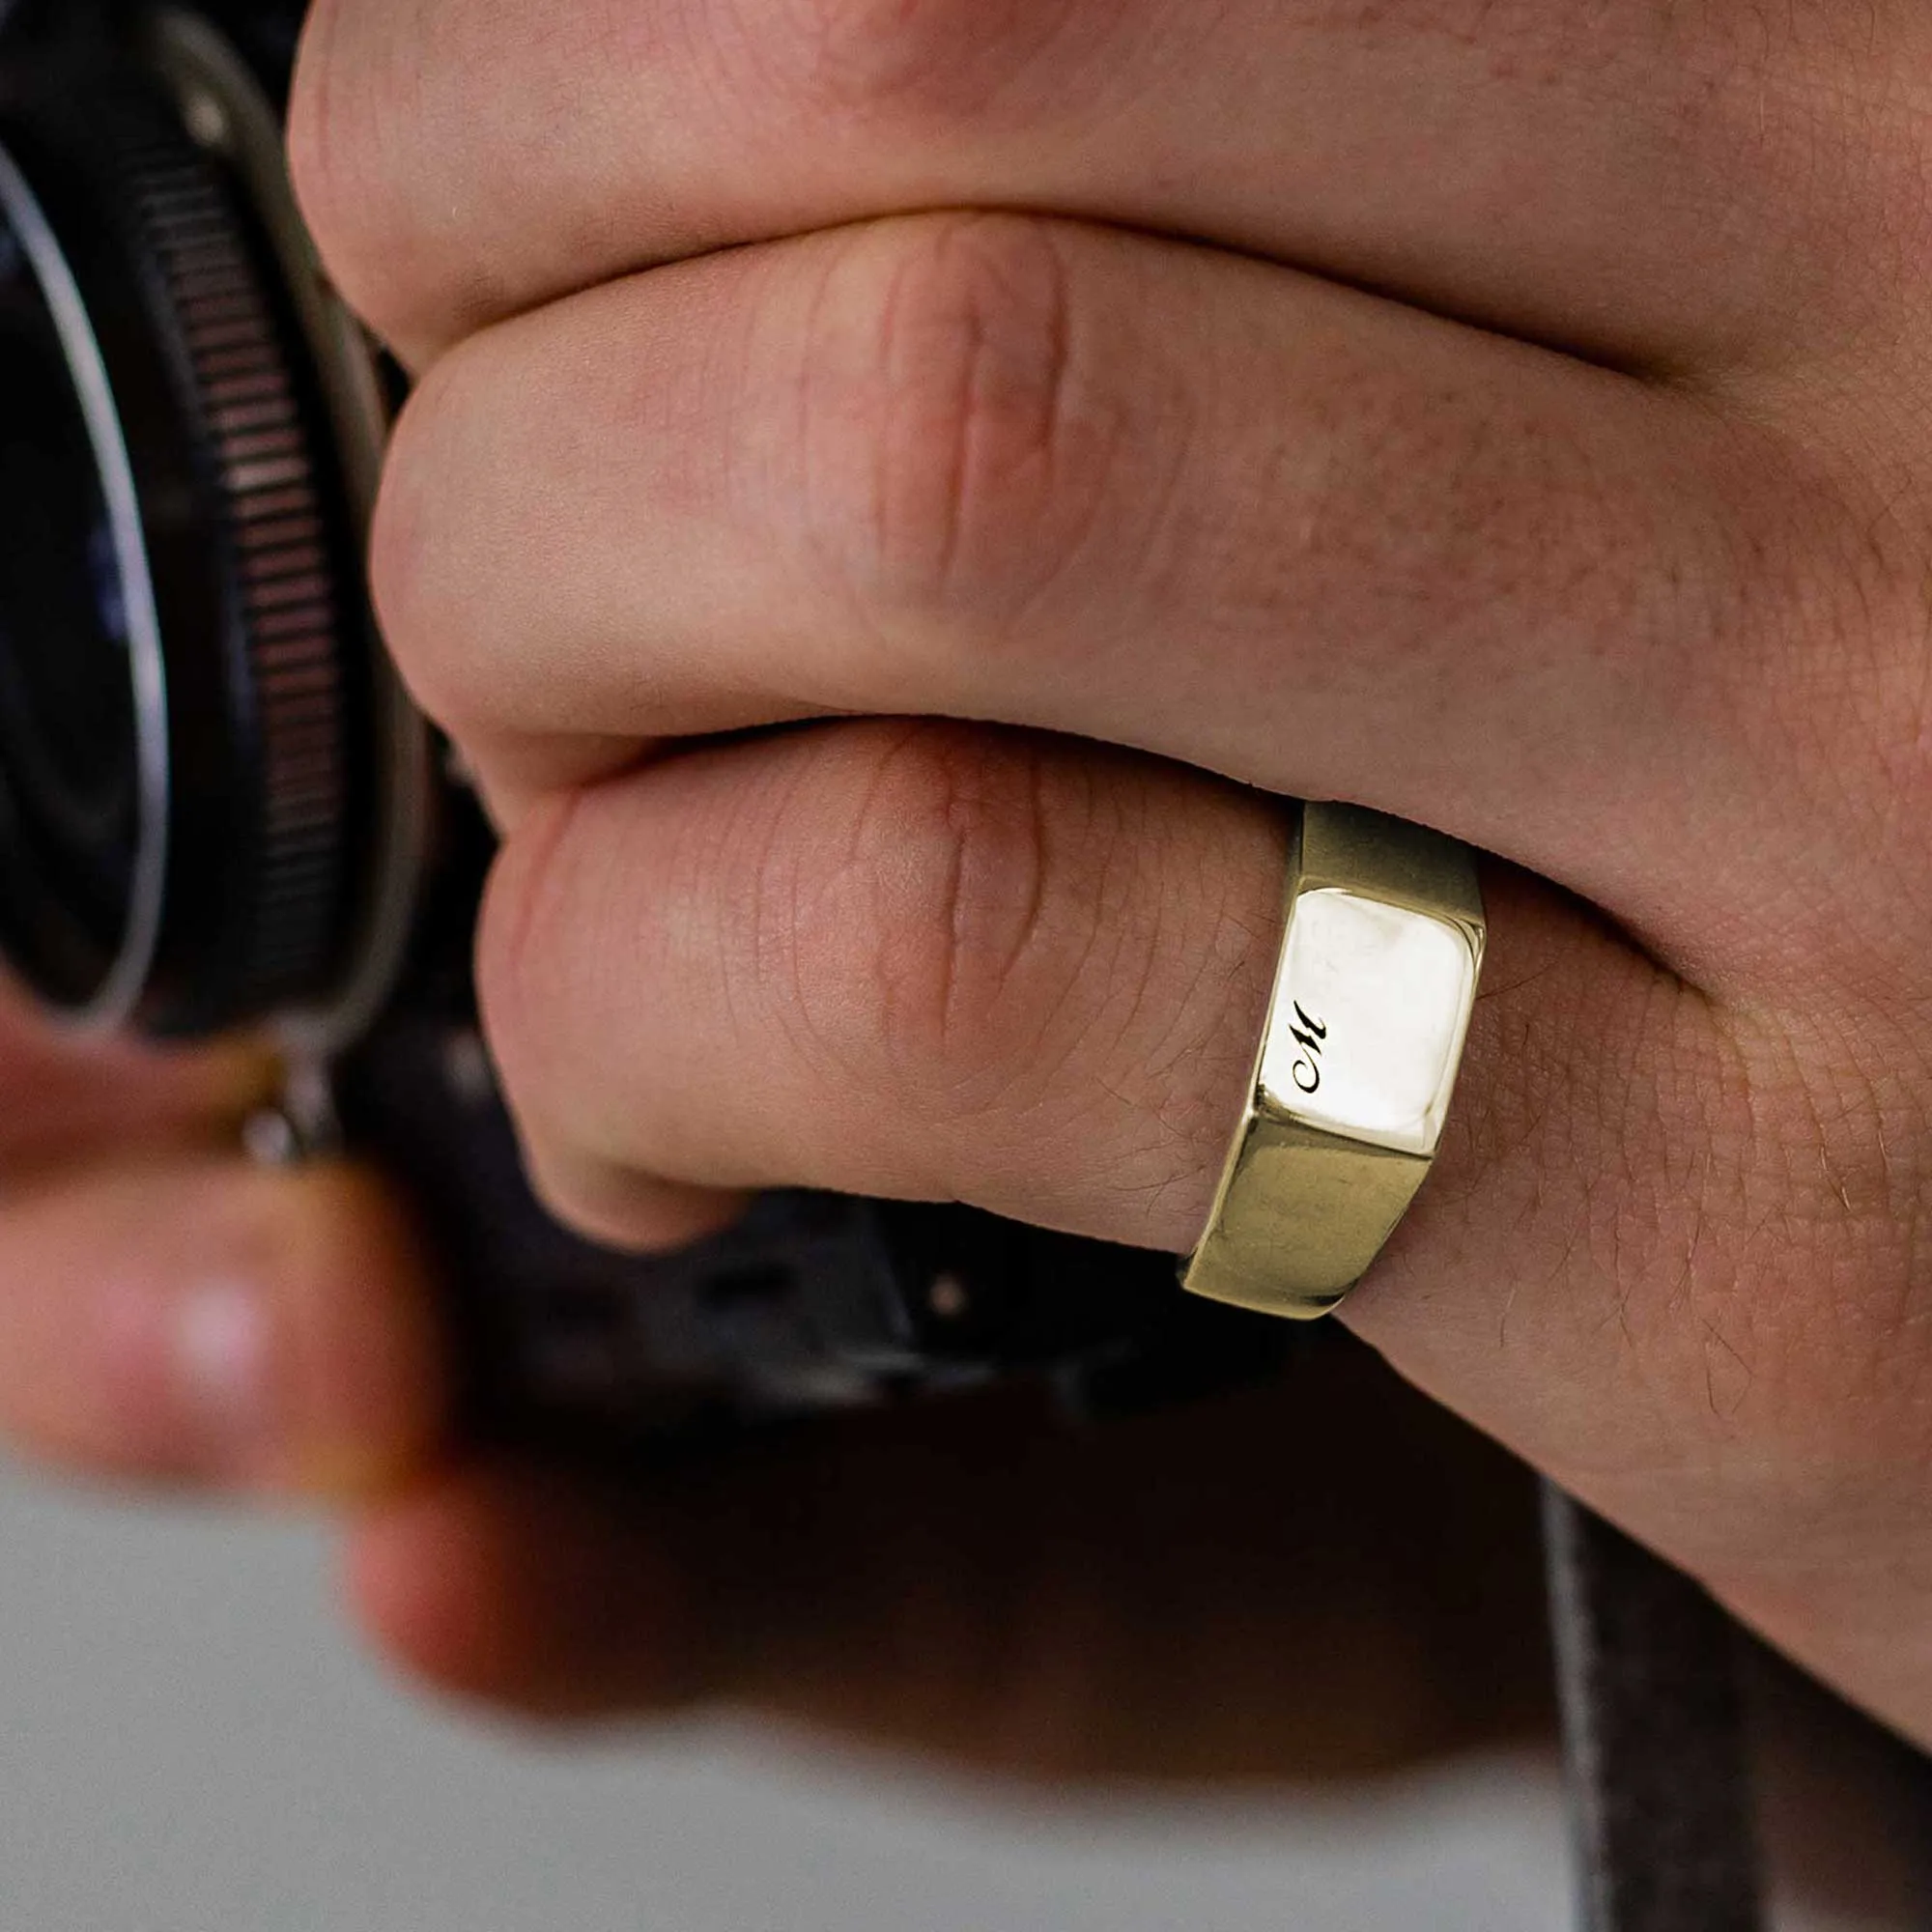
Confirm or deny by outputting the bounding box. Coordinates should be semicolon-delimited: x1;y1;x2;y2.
287;0;1932;1747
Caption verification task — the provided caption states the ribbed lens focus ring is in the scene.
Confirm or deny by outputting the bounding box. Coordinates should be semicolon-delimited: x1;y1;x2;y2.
125;136;351;1008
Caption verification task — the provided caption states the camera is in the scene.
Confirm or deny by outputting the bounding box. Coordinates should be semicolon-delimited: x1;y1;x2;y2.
0;0;1282;1444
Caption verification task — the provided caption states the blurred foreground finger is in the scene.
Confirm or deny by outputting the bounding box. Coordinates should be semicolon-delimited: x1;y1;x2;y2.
0;1160;446;1498
346;1350;1549;1779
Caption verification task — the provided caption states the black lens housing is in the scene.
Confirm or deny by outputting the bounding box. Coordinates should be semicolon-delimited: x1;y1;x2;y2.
0;202;143;1005
0;26;372;1036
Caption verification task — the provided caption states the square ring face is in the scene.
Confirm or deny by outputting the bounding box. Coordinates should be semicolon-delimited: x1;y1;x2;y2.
1258;889;1479;1158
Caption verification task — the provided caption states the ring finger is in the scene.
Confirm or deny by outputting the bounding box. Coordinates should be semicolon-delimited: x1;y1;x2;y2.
480;716;1661;1260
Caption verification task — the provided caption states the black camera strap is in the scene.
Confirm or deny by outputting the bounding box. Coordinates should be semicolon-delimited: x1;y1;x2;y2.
1543;1486;1766;1932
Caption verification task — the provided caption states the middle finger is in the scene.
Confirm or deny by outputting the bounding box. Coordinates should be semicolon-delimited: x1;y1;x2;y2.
376;214;1842;982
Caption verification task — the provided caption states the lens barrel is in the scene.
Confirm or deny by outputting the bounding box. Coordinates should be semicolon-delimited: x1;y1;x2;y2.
0;23;372;1036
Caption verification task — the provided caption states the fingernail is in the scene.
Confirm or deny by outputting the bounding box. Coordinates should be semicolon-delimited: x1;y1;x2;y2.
90;1264;272;1488
171;1275;277;1468
17;1166;442;1501
156;1247;432;1501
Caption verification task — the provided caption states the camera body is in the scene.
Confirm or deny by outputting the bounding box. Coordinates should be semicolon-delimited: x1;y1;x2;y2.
0;0;1282;1444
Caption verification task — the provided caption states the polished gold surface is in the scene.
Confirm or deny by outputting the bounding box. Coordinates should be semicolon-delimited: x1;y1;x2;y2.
1181;803;1485;1320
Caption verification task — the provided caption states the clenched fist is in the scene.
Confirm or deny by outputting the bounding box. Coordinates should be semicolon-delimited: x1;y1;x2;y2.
16;0;1932;1776
283;0;1932;1747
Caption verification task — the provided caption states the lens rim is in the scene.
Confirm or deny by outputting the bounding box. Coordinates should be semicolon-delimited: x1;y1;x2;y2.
0;136;169;1030
148;9;432;1059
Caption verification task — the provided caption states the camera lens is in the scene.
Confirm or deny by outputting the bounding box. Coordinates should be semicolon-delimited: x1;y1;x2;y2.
0;184;148;1009
0;40;386;1039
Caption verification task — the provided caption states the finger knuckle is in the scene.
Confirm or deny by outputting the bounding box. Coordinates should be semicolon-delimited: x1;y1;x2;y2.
794;214;1123;647
1665;17;1931;359
1586;1009;1932;1527
723;0;1079;128
1708;454;1932;993
781;724;1105;1112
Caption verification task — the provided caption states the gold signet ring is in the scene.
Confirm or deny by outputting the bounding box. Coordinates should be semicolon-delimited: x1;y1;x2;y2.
1181;802;1486;1321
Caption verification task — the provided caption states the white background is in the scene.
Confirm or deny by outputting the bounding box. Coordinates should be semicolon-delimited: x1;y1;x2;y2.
0;1467;1576;1932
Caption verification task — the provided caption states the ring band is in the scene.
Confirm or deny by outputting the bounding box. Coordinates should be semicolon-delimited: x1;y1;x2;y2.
1181;802;1486;1320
